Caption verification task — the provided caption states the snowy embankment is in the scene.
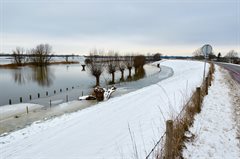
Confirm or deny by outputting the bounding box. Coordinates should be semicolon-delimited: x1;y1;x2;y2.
0;60;207;159
0;104;43;120
183;66;240;158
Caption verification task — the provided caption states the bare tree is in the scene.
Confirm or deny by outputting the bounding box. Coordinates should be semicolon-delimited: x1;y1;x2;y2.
29;44;53;66
106;51;118;84
153;53;162;61
118;61;126;81
12;47;26;65
86;49;105;86
133;55;146;74
225;50;238;63
192;48;204;60
125;55;134;79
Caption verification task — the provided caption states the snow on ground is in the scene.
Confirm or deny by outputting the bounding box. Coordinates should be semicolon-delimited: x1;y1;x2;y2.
183;66;240;159
0;60;208;159
0;103;44;120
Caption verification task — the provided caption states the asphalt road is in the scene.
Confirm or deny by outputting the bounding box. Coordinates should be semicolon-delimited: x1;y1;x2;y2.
217;62;240;84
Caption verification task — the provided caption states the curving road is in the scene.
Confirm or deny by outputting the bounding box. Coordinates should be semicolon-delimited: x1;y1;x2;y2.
217;62;240;84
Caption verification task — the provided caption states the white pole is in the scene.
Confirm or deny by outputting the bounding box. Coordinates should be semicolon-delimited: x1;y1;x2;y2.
203;58;206;80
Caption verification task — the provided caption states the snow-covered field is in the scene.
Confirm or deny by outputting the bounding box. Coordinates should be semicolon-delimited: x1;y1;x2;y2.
183;66;240;158
0;60;207;158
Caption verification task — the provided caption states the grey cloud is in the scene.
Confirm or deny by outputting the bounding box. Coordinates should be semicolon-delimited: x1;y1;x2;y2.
1;0;239;54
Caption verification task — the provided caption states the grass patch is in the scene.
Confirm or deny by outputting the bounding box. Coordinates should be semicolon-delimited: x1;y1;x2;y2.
0;61;79;68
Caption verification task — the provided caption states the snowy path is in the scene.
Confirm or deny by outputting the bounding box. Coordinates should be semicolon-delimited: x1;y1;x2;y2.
0;60;207;159
183;66;240;159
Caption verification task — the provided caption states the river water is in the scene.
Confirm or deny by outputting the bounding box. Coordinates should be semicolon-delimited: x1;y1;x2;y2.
0;62;166;106
0;60;174;134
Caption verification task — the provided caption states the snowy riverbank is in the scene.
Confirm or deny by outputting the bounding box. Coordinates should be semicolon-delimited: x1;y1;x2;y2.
0;60;208;158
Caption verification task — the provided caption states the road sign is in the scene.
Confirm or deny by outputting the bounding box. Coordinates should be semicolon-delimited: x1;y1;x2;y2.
201;44;213;81
201;44;212;57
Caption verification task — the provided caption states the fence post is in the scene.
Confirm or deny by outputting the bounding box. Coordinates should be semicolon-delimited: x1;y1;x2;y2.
29;95;32;100
196;87;201;112
38;93;40;98
9;99;12;105
20;97;22;103
50;100;52;108
66;95;68;102
66;88;68;91
165;120;173;159
54;90;56;94
46;91;48;96
60;89;62;92
26;106;29;114
82;91;83;96
209;71;211;86
205;77;208;95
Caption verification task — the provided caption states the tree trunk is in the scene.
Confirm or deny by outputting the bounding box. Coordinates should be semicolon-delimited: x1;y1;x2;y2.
128;68;132;77
96;75;100;86
120;70;124;81
111;73;115;84
134;67;138;74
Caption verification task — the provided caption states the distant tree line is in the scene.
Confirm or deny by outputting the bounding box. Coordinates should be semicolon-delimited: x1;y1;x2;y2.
12;44;53;66
192;47;239;64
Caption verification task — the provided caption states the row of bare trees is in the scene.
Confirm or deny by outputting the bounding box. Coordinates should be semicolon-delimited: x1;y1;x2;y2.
86;49;146;86
12;44;53;66
224;50;239;63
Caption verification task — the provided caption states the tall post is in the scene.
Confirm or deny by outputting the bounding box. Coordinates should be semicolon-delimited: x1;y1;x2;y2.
82;64;86;71
209;71;212;86
205;77;209;95
165;120;173;159
26;106;29;114
196;87;201;113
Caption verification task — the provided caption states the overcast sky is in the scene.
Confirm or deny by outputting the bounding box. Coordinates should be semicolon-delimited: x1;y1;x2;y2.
0;0;239;55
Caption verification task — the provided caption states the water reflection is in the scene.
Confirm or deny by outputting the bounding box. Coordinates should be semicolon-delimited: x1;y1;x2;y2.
133;67;146;80
31;66;55;87
12;66;55;87
13;68;27;84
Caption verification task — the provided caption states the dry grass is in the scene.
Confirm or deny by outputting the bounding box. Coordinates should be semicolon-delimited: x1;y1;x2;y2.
158;63;215;159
